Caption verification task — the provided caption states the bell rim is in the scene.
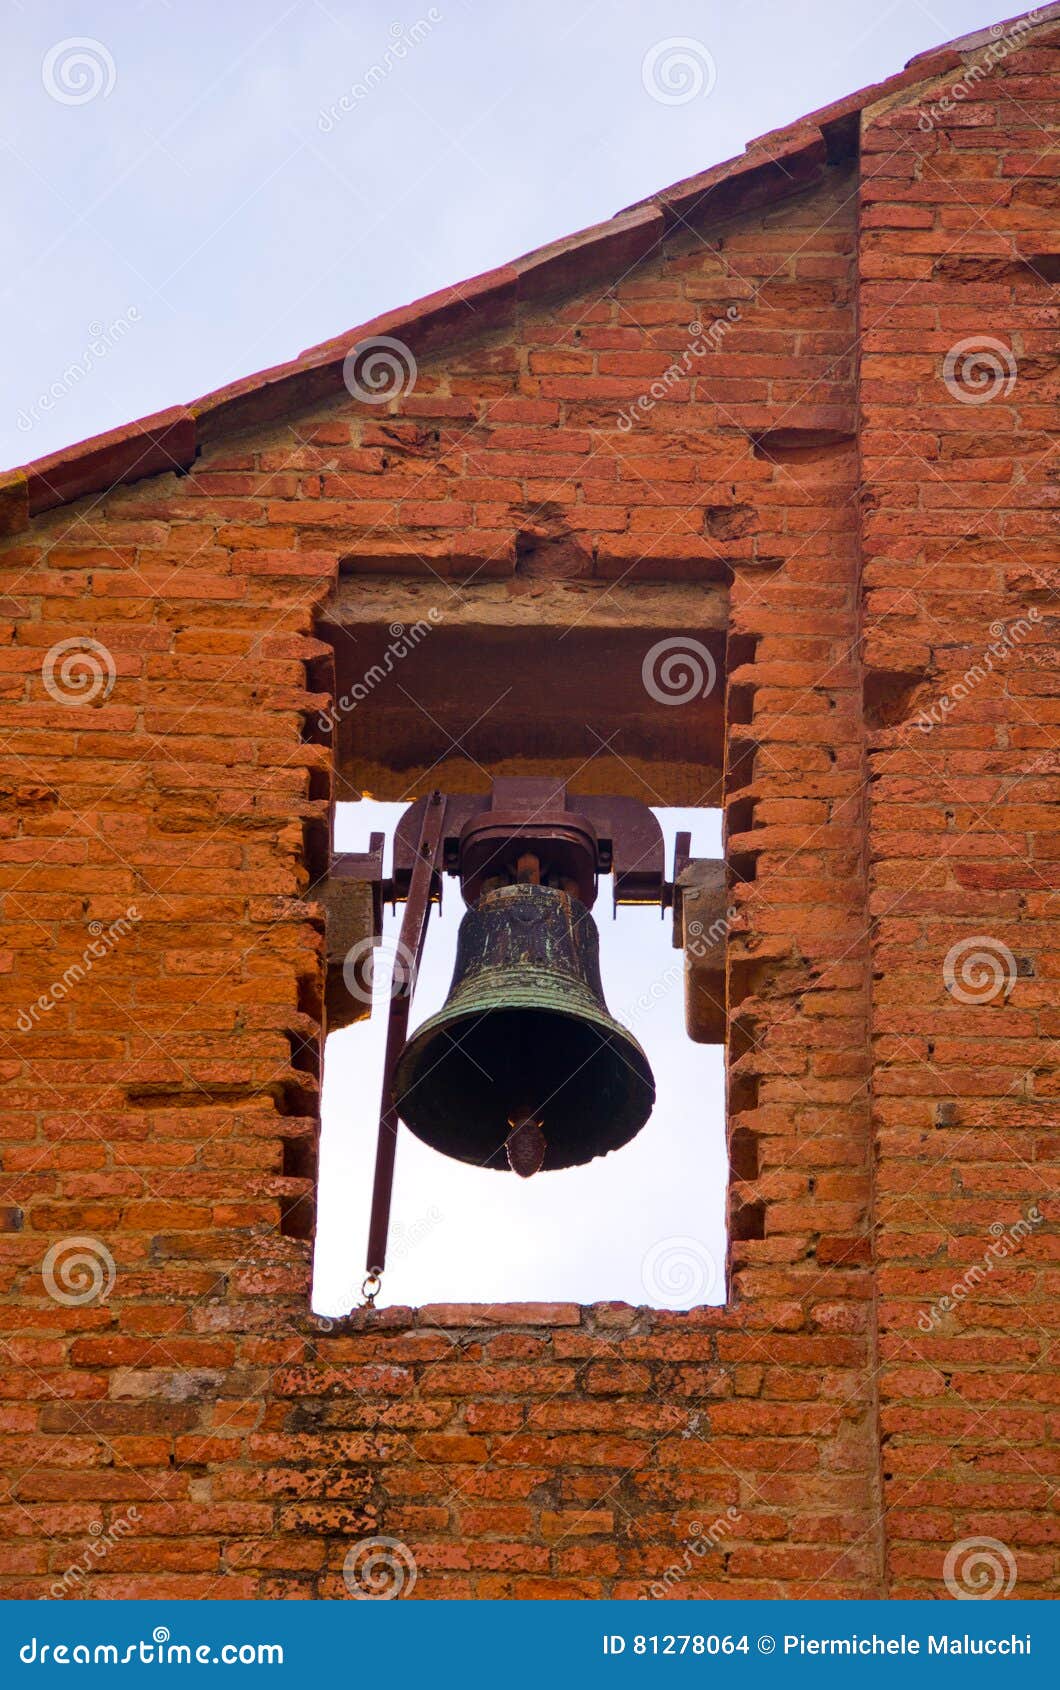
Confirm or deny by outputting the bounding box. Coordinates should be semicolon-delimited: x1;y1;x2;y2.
392;996;656;1172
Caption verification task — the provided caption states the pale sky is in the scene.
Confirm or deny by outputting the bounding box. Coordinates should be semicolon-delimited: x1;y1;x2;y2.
2;0;1006;1310
315;802;725;1313
4;0;1004;468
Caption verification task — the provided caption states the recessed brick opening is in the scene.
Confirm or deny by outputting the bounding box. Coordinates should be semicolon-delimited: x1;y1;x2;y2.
312;598;730;1311
317;597;728;806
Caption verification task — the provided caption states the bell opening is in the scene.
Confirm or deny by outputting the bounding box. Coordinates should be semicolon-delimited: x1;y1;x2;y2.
314;799;726;1314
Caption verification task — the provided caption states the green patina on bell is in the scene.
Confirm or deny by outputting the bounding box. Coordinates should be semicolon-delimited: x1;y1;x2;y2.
392;883;655;1174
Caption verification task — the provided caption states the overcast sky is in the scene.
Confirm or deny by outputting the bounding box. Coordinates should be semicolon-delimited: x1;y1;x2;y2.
4;0;1005;1309
4;0;1004;469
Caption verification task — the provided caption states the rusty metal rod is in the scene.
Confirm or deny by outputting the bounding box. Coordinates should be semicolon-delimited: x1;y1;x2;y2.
364;790;448;1280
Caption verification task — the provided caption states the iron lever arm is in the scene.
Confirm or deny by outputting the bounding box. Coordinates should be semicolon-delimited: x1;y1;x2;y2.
364;790;448;1284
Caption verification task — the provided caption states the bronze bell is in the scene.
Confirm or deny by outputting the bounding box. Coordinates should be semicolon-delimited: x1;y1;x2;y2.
392;882;655;1175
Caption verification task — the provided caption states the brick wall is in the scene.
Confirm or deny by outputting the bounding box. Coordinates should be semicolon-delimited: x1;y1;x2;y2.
859;29;1059;1597
0;18;1055;1598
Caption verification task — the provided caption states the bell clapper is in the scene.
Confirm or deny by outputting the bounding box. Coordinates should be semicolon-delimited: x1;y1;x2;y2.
505;1107;547;1178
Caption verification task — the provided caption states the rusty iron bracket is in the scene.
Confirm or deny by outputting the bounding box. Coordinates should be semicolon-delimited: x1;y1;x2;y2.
666;830;692;935
393;779;669;915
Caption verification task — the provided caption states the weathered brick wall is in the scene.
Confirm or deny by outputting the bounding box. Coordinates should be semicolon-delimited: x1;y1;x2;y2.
0;17;1055;1599
858;31;1059;1598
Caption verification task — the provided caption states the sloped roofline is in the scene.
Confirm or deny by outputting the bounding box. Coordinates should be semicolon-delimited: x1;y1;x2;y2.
2;3;1056;536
